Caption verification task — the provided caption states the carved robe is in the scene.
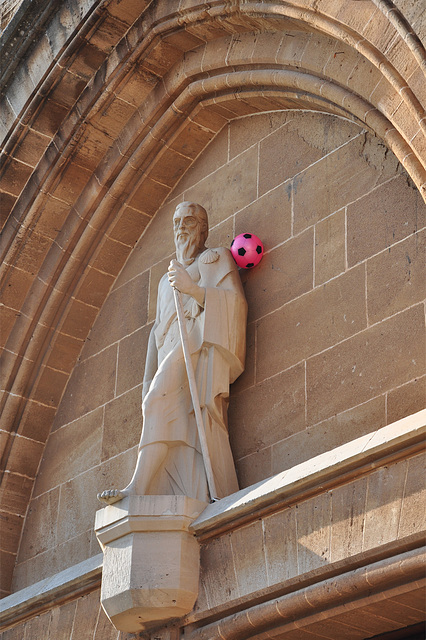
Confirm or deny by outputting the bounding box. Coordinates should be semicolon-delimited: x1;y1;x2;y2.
139;247;247;501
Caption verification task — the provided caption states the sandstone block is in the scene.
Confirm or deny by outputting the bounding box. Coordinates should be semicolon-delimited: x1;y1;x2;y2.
91;236;131;277
71;591;101;640
72;125;113;172
128;176;170;215
230;520;268;596
148;148;192;189
87;13;126;53
229;111;288;160
236;181;291;253
242;228;313;323
330;477;368;562
0;157;33;198
59;298;99;341
53;344;117;428
272;395;386;475
32;366;69;408
5;435;44;479
12;128;51;167
0;191;17;228
263;507;298;585
398;452;426;539
367;230;425;323
116;325;151;396
51;160;92;205
102;387;142;461
348;175;425;266
48;600;77;640
387;377;426;425
80;270;148;359
200;534;239;609
176;123;228;193
67;42;107;82
31;99;68;137
0;472;33;517
16;487;60;563
169;121;216;163
33;408;102;498
143;40;182;76
297;492;332;573
108;207;150;246
0;511;23;556
364;460;407;550
257;265;366;382
185;145;257;227
306;304;424;424
259;126;323;196
49;70;87;110
74;268;115;309
315;208;346;285
229;362;305;459
235;446;272;489
4;63;35;121
293;134;388;234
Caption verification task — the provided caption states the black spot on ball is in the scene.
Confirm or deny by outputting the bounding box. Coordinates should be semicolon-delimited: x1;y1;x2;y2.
243;233;252;239
238;247;246;256
256;245;262;254
246;262;254;268
231;239;234;247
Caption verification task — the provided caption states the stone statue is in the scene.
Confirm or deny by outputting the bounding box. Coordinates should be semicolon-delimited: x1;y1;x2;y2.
98;202;247;504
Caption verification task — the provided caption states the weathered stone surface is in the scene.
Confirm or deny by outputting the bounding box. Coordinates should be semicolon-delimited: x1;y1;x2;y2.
272;396;386;474
242;228;314;323
314;208;346;285
185;145;258;227
102;386;142;461
366;229;426;323
263;507;298;585
33;409;103;497
257;265;366;381
53;345;117;428
80;270;149;359
387;376;426;425
230;520;268;596
235;182;292;252
116;325;151;395
17;488;60;563
306;304;424;424
230;362;305;459
398;452;426;539
347;174;425;266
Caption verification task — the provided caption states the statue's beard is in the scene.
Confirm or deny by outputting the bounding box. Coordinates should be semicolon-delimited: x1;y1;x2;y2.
175;232;203;264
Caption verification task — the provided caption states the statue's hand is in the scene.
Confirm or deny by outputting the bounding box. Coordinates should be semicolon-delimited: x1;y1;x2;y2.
168;260;196;295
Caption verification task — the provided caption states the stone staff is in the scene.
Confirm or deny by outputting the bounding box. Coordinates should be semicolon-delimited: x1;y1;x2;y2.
173;286;219;502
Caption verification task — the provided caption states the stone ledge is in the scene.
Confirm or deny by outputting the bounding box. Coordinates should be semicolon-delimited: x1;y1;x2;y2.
0;554;102;630
1;410;424;631
191;409;426;538
184;545;426;640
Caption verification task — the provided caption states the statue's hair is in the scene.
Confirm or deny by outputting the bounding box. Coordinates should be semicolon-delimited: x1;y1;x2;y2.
175;201;209;242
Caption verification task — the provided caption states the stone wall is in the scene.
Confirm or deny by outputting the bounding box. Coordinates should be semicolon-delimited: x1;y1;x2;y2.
11;110;425;593
0;590;130;640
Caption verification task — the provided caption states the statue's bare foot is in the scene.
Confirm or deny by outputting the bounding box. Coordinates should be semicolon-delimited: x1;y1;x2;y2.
97;489;128;505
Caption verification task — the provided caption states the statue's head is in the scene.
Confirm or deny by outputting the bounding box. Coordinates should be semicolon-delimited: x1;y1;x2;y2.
173;202;208;261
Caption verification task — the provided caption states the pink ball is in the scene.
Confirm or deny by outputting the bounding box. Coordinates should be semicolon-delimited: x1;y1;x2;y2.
230;233;264;269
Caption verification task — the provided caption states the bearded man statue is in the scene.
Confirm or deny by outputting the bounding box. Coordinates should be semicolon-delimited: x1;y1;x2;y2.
98;202;247;504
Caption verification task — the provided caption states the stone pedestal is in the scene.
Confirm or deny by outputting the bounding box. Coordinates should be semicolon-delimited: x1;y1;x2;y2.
95;495;207;633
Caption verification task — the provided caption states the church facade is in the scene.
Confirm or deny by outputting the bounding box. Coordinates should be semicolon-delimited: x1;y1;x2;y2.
0;1;425;638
